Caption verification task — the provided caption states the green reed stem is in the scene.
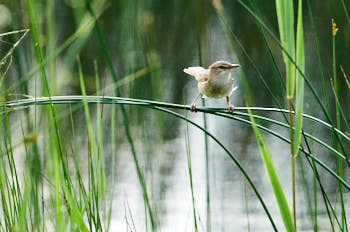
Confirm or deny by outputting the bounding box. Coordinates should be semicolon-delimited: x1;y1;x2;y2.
84;1;156;229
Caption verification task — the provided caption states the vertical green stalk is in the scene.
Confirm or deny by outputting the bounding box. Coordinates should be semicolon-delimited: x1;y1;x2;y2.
95;61;106;198
46;0;56;95
77;57;104;202
25;2;75;230
0;80;22;229
313;162;318;232
293;0;305;159
289;99;296;230
46;1;57;229
84;1;156;229
331;19;348;232
275;0;295;99
95;61;106;231
185;111;198;232
247;107;294;232
307;122;318;231
293;1;305;230
275;0;305;229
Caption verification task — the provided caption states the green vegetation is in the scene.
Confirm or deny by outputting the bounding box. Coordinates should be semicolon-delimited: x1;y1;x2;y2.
0;0;349;231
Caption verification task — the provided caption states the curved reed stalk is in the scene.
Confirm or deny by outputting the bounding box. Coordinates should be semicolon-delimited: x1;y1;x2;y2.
2;95;349;191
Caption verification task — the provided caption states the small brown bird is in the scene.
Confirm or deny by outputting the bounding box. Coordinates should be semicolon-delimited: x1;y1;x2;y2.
183;60;240;113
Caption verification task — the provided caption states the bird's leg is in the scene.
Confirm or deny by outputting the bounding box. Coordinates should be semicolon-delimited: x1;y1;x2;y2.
190;93;202;112
226;96;234;114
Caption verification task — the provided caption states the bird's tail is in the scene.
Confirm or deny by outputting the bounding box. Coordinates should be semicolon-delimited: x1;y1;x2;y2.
183;66;206;77
183;68;196;76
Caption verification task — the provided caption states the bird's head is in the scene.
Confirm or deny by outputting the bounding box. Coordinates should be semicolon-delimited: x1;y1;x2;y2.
209;61;240;76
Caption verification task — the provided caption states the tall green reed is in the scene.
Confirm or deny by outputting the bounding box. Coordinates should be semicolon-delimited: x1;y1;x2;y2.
84;1;156;229
331;19;348;231
1;1;349;231
247;106;294;232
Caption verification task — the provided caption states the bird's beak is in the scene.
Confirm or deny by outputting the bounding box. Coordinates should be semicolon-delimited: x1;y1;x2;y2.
221;64;240;70
229;64;240;69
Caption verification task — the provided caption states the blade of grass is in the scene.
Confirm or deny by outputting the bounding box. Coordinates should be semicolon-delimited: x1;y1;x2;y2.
95;61;106;198
4;96;350;145
275;0;297;227
77;56;104;202
63;0;107;69
154;107;278;231
3;90;350;230
46;0;56;95
184;109;198;232
3;96;350;189
0;79;22;228
340;0;350;27
293;0;305;158
235;0;350;165
24;4;75;226
5;6;105;95
275;0;295;99
94;61;105;230
248;0;286;105
83;0;156;229
0;29;29;72
247;106;294;232
292;1;305;229
331;19;348;232
4;94;281;231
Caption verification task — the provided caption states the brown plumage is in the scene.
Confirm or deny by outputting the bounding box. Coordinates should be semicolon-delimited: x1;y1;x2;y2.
184;61;240;113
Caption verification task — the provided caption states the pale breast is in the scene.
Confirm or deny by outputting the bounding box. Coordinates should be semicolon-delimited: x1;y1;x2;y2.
198;74;234;99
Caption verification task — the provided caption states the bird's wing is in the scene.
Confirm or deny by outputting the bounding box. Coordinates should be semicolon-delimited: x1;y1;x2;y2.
183;67;208;82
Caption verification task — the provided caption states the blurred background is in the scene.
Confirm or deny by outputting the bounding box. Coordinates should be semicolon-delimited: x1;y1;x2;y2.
0;0;349;231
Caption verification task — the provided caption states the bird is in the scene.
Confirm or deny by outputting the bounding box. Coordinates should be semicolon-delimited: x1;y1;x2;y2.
183;60;240;113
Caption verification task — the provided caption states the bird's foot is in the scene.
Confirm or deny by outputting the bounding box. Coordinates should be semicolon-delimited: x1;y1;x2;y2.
190;104;197;112
228;105;234;115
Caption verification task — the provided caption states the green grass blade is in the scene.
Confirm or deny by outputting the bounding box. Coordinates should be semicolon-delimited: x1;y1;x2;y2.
77;57;103;196
94;61;106;198
331;19;348;231
83;1;156;229
275;0;295;99
340;0;350;27
153;107;278;231
46;0;56;95
63;184;89;232
236;0;350;164
293;0;305;158
215;6;283;111
3;96;350;189
184;110;198;232
247;107;294;232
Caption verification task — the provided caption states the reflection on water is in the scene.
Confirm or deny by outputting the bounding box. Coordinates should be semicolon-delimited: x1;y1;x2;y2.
105;108;350;231
3;0;350;231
